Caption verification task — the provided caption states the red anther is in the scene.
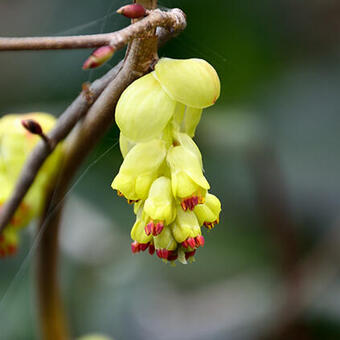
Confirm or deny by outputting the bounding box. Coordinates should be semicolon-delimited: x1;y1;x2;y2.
198;196;205;204
182;240;189;248
139;243;149;252
167;250;178;262
156;249;169;259
7;245;17;255
195;235;205;247
154;222;164;236
145;222;153;236
187;237;196;249
131;241;140;254
117;4;147;19
181;200;187;211
148;244;155;255
185;250;196;260
204;220;218;230
21;119;43;135
193;196;199;207
82;46;114;70
117;191;124;197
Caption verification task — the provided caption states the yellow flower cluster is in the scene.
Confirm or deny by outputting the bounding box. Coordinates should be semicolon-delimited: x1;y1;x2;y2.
0;113;62;257
112;58;222;264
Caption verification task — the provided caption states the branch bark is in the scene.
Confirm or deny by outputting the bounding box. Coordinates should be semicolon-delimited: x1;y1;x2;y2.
0;9;185;51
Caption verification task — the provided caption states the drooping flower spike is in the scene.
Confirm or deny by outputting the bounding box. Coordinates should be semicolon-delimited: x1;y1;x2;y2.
112;57;221;264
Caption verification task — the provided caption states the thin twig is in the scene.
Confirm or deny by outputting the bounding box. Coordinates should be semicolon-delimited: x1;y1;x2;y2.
0;10;186;234
0;9;185;51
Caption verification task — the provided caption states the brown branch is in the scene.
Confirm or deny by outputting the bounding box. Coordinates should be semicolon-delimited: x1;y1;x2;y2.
36;180;70;340
0;9;186;234
0;9;185;51
34;1;164;338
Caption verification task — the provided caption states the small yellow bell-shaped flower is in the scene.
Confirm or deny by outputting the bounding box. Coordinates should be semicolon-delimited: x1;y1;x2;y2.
143;176;176;236
153;58;220;109
166;145;210;210
153;225;178;261
115;73;176;142
112;139;167;201
194;193;221;229
130;204;152;244
171;206;203;246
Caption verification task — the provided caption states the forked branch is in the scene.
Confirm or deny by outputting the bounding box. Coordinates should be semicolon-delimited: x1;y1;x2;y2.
0;9;185;51
0;8;186;234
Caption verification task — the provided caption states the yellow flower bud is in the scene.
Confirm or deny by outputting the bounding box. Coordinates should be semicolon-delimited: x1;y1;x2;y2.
153;58;220;108
143;177;176;236
112;139;167;200
115;73;176;142
166;145;209;210
171;206;201;244
130;204;152;244
194;193;221;229
153;225;177;251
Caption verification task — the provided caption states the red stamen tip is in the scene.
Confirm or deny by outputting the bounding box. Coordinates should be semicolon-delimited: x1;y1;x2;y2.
187;237;196;249
195;235;205;247
185;250;196;260
131;241;140;254
148;244;155;255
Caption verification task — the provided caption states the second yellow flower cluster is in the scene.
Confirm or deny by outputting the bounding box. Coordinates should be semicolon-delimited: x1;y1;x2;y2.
112;58;221;264
0;113;62;257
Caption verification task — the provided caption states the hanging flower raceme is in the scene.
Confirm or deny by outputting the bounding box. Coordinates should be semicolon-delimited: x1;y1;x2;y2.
0;113;63;258
112;57;221;264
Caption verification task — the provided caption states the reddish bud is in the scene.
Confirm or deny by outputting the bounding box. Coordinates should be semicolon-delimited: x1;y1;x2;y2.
117;4;146;19
82;46;114;70
21;119;43;135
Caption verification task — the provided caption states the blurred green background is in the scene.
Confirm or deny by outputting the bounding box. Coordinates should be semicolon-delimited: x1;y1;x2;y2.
1;0;340;339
